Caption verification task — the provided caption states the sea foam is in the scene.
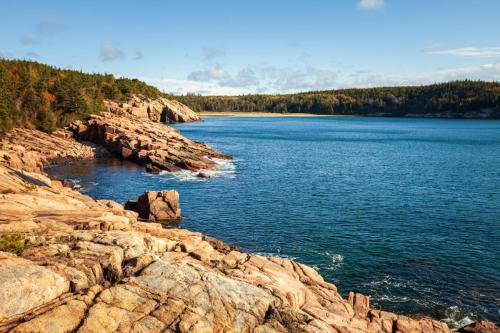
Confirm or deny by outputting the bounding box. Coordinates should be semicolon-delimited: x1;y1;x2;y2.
157;158;237;182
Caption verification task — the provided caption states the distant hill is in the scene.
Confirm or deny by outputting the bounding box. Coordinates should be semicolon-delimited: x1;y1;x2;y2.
0;59;166;132
176;81;500;118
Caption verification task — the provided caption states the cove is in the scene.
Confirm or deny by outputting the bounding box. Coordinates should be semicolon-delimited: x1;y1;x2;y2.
46;116;500;327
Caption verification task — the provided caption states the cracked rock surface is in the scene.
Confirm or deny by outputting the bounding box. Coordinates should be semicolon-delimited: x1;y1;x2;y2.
0;128;108;173
0;163;458;333
104;95;201;124
69;112;229;173
0;113;496;333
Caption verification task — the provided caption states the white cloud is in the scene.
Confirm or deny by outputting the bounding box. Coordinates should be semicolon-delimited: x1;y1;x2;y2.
426;47;500;57
341;63;500;88
141;77;246;95
220;68;260;87
262;66;338;91
142;62;500;96
357;0;384;10
99;45;124;62
185;64;338;93
187;65;228;81
422;42;441;52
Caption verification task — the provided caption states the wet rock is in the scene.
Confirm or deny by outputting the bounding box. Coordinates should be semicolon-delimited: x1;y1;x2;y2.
125;190;181;222
458;321;500;333
145;163;161;174
196;171;211;178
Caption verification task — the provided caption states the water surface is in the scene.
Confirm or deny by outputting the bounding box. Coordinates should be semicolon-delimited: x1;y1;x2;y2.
47;116;500;327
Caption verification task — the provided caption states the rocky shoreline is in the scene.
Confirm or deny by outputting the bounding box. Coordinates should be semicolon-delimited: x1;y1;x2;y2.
0;97;497;333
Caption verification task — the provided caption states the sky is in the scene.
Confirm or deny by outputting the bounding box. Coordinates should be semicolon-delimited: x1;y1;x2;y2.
1;0;499;95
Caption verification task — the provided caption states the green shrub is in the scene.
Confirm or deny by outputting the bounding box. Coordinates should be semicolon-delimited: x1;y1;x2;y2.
0;233;25;253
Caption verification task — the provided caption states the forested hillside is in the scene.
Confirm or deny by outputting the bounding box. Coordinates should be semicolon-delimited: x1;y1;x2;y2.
176;81;500;118
0;59;165;132
1;59;499;134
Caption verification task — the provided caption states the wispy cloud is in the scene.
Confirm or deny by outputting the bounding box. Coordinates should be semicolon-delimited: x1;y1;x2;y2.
422;42;441;52
99;44;124;62
341;63;500;88
202;47;226;61
185;64;338;94
141;77;245;96
20;36;37;45
187;65;228;81
152;60;500;95
426;46;500;58
220;68;260;87
357;0;384;10
260;66;338;91
36;18;66;35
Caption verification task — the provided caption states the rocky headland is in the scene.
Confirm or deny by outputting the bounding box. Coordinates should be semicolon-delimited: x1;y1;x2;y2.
0;97;497;333
104;95;201;124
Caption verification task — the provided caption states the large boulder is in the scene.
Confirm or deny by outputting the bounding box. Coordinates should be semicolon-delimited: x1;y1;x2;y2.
125;190;181;222
161;99;200;123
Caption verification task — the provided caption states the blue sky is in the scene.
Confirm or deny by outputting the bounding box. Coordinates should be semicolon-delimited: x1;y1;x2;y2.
1;0;499;95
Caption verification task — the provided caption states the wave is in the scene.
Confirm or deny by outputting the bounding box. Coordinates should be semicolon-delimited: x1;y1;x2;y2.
252;251;298;261
442;306;475;330
157;157;237;181
158;169;200;182
362;276;478;330
323;251;344;270
200;157;237;179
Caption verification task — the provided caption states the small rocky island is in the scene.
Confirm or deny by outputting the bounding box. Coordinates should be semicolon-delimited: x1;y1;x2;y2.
0;96;497;333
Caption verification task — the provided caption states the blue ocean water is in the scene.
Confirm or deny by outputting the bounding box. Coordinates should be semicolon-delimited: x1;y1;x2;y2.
47;116;500;326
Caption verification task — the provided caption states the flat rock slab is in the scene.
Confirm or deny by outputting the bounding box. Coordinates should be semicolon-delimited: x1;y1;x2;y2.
0;261;69;320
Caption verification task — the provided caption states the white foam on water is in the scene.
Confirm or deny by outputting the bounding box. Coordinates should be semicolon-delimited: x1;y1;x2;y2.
442;306;475;330
362;276;439;308
201;158;237;179
155;158;237;182
363;277;481;328
323;252;344;270
252;251;298;261
67;178;82;190
365;275;408;288
159;169;200;182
